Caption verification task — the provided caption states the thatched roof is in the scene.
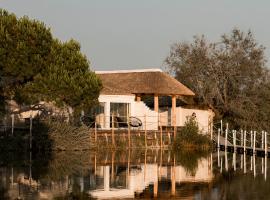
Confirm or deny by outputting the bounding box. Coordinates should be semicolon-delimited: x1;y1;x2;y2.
96;69;195;96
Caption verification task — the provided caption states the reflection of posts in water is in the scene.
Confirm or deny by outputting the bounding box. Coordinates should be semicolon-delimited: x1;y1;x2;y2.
241;155;243;169
233;152;236;171
251;156;253;171
262;158;264;174
144;149;147;182
244;153;246;174
225;150;228;171
220;158;223;173
265;155;267;181
94;153;97;175
218;148;220;167
210;153;213;173
111;151;115;182
253;155;256;178
104;166;110;191
171;155;176;196
29;151;32;186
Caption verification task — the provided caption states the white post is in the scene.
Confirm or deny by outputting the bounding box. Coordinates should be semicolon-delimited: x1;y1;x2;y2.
244;130;246;153
262;131;265;150
253;155;256;178
253;131;256;154
265;132;267;156
240;130;243;146
225;150;228;171
217;128;220;148
221;120;223;136
233;152;236;171
233;130;236;151
251;131;253;148
218;148;220;167
244;153;247;174
265;154;267;181
225;123;228;150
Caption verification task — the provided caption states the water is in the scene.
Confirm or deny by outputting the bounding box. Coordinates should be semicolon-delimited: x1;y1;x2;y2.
0;149;270;200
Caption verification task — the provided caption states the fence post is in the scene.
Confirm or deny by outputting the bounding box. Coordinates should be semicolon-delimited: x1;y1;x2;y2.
253;131;256;154
225;123;228;151
217;128;220;148
264;131;268;157
112;114;115;147
240;130;243;147
262;131;264;150
233;130;236;151
244;130;246;153
128;116;131;148
160;125;163;148
251;131;253;148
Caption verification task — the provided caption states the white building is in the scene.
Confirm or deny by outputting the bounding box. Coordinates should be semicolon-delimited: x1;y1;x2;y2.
93;69;214;134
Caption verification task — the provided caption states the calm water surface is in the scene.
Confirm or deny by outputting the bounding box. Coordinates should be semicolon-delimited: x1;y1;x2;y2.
0;149;270;200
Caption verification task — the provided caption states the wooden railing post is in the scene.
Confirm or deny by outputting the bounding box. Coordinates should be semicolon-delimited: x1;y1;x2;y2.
112;114;115;147
128;116;131;148
144;114;147;148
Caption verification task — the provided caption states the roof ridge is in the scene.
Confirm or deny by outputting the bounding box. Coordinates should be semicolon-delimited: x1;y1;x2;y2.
96;68;162;74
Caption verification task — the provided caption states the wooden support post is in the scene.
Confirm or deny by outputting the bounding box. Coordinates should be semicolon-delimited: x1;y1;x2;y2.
233;130;236;151
265;132;267;156
225;123;228;151
144;114;147;148
160;125;163;148
221;120;223;136
244;130;246;153
240;130;243;147
251;131;253;148
217;128;220;148
128;116;131;148
154;94;159;113
172;95;176;127
262;131;265;150
112;114;115;147
171;155;176;196
265;154;267;181
253;131;256;154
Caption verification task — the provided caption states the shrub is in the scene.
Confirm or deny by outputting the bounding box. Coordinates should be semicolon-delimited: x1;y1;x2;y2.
173;116;211;150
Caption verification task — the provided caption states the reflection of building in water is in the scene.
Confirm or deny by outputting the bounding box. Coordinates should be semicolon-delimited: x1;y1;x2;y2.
0;156;212;199
89;158;213;199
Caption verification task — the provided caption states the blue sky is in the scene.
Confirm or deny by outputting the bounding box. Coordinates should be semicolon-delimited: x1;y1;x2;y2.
1;0;270;70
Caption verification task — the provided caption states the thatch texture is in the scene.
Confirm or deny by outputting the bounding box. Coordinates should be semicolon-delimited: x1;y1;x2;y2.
97;71;195;96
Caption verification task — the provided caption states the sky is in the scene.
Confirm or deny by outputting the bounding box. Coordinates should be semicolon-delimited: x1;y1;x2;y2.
1;0;270;71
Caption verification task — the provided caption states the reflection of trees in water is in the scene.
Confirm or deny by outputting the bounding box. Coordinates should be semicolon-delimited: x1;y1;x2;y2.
0;185;9;200
174;149;210;176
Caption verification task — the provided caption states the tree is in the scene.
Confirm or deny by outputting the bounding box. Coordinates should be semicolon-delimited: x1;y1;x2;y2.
166;29;270;130
0;9;102;115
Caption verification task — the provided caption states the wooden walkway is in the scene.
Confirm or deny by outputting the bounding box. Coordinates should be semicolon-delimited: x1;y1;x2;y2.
213;133;270;157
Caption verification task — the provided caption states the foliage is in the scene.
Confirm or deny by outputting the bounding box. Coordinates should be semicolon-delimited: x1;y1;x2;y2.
173;116;211;149
166;28;270;130
0;9;102;112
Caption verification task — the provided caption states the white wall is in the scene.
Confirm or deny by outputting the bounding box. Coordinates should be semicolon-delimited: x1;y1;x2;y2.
176;107;214;135
98;95;158;130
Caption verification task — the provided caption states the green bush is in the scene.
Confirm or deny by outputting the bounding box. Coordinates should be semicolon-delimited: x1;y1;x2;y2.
173;116;211;150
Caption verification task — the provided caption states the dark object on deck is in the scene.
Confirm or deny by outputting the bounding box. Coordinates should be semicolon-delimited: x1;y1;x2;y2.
80;115;96;128
114;116;142;128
